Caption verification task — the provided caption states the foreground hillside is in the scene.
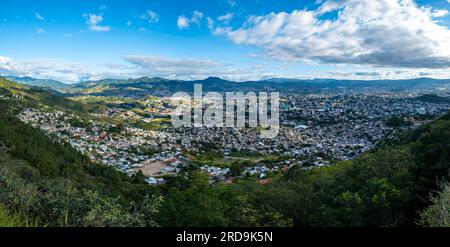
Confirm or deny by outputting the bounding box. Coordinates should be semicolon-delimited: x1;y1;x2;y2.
0;76;450;226
0;99;163;226
0;78;162;226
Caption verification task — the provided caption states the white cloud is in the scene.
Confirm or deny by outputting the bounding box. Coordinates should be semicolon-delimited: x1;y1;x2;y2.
219;0;450;69
177;15;190;29
35;28;46;34
84;13;110;32
327;68;450;80
208;13;235;35
0;56;12;63
0;56;131;83
177;11;204;29
140;10;159;23
123;55;222;76
217;13;234;23
2;55;263;82
121;55;289;81
34;13;45;21
2;54;450;83
0;54;262;82
432;9;449;18
0;56;13;71
191;11;204;25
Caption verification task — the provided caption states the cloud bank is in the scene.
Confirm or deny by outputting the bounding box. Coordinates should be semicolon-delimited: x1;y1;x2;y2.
217;0;450;69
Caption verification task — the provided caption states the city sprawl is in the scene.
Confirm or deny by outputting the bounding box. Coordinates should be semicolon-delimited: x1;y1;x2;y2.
17;89;450;185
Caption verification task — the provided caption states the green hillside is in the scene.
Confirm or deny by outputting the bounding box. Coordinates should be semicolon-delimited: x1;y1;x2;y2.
4;76;68;90
0;102;162;226
0;77;103;114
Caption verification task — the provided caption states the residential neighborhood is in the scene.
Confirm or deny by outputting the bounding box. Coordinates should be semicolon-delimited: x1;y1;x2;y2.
16;90;450;185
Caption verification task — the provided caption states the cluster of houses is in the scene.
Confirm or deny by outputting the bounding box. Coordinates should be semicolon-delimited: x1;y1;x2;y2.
200;165;230;183
18;108;183;184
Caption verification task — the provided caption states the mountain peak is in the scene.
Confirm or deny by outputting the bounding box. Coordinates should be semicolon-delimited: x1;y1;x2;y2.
202;76;228;82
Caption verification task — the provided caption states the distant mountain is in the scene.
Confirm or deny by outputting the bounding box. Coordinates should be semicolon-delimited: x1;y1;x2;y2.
4;75;450;96
73;76;170;88
4;76;68;90
66;76;450;97
0;77;99;113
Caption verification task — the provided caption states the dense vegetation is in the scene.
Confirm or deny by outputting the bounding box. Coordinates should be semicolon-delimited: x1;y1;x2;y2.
419;184;450;226
414;94;450;104
385;115;411;127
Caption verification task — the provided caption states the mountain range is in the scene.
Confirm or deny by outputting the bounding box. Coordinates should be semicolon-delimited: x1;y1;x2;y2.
3;75;450;97
4;76;69;89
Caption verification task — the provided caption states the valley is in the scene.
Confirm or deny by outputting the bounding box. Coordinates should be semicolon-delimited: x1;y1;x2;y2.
1;75;450;227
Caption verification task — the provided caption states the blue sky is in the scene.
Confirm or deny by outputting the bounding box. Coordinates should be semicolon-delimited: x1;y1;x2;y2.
0;0;450;83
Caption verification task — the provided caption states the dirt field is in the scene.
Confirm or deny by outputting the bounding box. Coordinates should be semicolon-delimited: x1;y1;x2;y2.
133;161;166;176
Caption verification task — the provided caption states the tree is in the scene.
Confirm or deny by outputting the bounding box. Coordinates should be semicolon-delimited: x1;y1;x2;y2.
419;184;450;227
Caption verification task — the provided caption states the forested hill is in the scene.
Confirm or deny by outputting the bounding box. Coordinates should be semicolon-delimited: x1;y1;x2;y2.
4;76;68;90
0;76;106;115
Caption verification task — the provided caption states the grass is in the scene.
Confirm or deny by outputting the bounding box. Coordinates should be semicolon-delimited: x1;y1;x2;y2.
185;149;288;168
0;205;42;227
0;206;21;227
185;150;226;167
0;206;40;227
226;151;285;165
